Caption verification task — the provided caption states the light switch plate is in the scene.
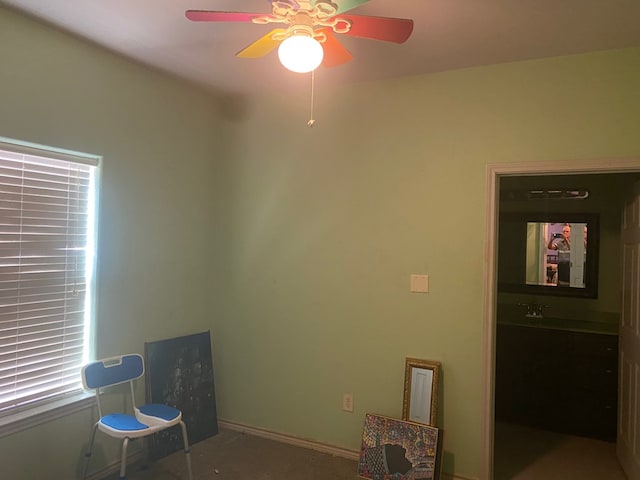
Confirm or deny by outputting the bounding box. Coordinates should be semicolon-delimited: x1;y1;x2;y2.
342;393;354;412
410;274;429;293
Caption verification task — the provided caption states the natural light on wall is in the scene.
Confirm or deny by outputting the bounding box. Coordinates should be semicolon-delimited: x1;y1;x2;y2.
277;34;324;73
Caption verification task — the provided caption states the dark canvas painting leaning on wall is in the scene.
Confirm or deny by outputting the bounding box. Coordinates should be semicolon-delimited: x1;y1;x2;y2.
145;331;219;459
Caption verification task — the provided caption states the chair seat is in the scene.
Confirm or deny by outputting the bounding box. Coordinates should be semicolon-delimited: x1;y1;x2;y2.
138;403;180;421
136;403;182;428
99;413;150;438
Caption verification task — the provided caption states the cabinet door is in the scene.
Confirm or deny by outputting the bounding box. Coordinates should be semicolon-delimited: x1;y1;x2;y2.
527;328;572;431
496;325;618;439
567;332;618;440
495;325;529;422
495;325;571;429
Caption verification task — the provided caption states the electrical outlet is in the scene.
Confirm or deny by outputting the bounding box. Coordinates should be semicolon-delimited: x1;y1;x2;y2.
342;393;354;412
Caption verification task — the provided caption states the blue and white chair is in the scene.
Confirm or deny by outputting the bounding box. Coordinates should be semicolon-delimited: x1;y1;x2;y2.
81;354;193;480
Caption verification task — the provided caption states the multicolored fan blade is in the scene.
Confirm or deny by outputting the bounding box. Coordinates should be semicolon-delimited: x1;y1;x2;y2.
236;29;286;58
320;30;353;67
185;11;264;23
313;0;371;15
339;15;413;43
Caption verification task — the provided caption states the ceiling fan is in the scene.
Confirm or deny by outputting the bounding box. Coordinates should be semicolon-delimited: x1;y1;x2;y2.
185;0;414;73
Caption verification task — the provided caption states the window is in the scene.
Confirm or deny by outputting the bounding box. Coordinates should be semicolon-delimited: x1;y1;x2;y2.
0;138;98;418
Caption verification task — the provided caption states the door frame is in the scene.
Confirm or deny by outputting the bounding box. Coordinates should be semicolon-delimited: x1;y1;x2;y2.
481;157;640;480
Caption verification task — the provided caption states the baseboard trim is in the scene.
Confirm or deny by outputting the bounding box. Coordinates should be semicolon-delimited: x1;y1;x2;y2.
218;419;361;461
218;419;477;480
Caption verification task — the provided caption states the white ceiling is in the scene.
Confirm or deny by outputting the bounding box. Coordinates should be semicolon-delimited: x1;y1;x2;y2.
4;0;640;96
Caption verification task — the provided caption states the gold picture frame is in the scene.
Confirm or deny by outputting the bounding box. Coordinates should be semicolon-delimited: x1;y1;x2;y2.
402;358;441;426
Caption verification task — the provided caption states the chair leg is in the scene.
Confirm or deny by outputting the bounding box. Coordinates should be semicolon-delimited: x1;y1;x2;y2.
82;422;99;480
119;437;130;480
179;421;194;480
141;436;150;471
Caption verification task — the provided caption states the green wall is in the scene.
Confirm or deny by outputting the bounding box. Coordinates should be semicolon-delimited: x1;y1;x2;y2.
0;6;229;479
1;5;640;479
212;48;640;479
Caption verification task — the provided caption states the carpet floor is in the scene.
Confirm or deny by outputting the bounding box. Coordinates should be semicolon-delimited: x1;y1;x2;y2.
103;422;630;479
104;428;360;480
494;421;627;480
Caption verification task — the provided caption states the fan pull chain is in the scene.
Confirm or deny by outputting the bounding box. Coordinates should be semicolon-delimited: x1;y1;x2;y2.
307;69;316;127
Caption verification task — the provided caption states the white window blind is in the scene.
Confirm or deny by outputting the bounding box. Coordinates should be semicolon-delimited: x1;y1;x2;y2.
0;142;98;415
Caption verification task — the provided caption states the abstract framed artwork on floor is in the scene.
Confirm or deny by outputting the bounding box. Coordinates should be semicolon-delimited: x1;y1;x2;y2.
358;413;439;480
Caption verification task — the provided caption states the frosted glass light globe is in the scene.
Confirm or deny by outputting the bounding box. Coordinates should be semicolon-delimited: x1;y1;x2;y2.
278;35;324;73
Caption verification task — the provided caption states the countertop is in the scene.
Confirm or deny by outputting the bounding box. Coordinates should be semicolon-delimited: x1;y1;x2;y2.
497;316;618;335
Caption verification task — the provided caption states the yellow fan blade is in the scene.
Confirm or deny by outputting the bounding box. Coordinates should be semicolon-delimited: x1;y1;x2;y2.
236;29;286;58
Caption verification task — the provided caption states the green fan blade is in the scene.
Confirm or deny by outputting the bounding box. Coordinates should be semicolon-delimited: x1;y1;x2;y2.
312;0;371;15
337;0;371;14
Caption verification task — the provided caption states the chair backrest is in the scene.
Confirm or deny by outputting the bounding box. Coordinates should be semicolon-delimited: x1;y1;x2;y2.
82;354;145;390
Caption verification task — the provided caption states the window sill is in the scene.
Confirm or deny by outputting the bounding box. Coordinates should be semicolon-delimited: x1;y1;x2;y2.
0;391;95;438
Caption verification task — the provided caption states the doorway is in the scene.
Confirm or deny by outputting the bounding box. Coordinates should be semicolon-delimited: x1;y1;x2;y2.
481;158;640;480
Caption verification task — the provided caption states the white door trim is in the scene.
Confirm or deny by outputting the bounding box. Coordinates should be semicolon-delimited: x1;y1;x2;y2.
481;157;640;480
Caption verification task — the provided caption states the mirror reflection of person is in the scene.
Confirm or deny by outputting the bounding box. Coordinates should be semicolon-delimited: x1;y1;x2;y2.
548;224;571;286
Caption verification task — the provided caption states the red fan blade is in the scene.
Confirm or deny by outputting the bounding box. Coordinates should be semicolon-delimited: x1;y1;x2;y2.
185;11;264;23
339;15;413;43
320;30;353;67
236;29;286;58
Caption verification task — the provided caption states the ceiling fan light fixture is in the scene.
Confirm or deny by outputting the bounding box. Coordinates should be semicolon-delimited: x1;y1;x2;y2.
277;33;324;73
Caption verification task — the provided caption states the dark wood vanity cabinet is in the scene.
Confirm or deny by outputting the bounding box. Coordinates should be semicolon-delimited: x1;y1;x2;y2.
495;324;618;441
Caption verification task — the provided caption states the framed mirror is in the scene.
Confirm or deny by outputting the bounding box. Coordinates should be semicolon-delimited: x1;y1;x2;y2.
498;212;600;298
402;358;441;426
